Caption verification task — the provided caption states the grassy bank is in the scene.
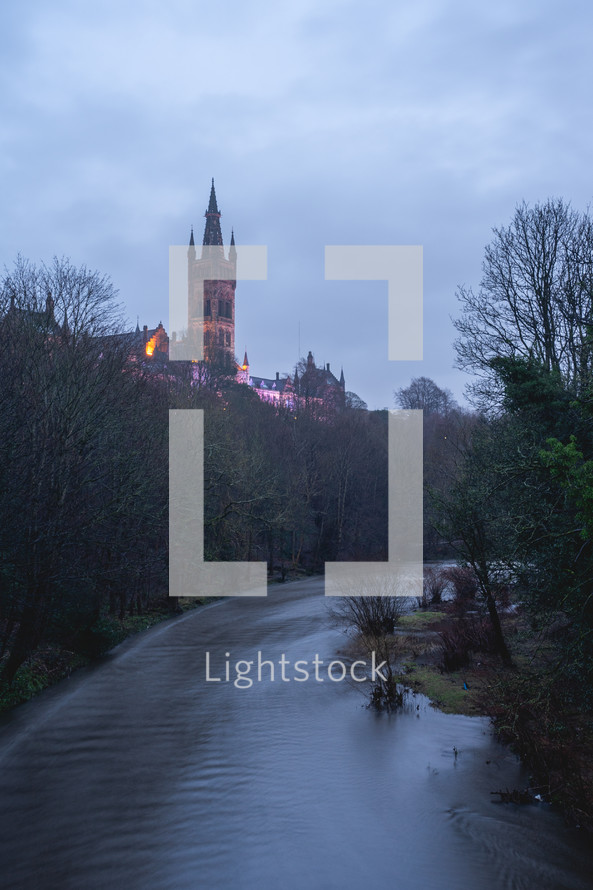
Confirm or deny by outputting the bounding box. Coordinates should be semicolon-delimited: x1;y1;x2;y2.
388;606;593;831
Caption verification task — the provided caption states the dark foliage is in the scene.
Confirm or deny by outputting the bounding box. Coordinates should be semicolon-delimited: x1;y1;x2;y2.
439;617;497;672
0;256;391;687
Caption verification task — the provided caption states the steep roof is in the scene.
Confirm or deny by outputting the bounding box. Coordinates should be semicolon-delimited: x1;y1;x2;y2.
202;178;224;248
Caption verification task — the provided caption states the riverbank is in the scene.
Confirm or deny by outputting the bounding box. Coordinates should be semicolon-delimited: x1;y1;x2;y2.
0;596;211;714
365;605;593;832
0;569;312;715
5;579;592;833
5;575;593;890
0;570;310;714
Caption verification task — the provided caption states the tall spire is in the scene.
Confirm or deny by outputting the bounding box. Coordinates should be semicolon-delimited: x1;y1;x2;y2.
202;178;224;248
207;178;219;213
189;225;195;246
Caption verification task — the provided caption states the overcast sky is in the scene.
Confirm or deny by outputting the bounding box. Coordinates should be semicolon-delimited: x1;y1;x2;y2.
2;0;592;409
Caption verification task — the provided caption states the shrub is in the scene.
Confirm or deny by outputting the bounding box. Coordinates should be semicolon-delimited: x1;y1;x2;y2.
330;595;406;637
439;616;497;672
422;566;448;607
444;566;479;610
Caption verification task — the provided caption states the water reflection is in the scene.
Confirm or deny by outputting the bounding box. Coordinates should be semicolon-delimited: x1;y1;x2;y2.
0;579;592;889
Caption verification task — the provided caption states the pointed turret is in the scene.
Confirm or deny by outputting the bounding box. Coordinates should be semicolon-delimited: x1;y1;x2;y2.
229;228;237;280
188;225;196;263
339;367;345;389
202;179;224;249
238;350;250;385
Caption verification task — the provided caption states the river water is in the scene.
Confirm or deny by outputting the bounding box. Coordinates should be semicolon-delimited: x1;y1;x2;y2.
1;577;592;889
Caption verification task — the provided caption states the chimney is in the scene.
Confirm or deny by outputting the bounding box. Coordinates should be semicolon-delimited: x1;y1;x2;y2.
276;371;280;381
143;324;148;343
326;362;330;371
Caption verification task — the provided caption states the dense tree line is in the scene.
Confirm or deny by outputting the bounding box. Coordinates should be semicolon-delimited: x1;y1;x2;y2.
0;257;169;683
395;376;476;561
435;198;593;695
201;385;388;569
0;257;389;686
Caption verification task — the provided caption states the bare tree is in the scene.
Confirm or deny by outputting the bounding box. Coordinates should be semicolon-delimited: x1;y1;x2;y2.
453;198;593;407
395;376;456;415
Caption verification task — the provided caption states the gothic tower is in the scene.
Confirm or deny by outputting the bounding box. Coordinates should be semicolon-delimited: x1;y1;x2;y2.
187;179;236;363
